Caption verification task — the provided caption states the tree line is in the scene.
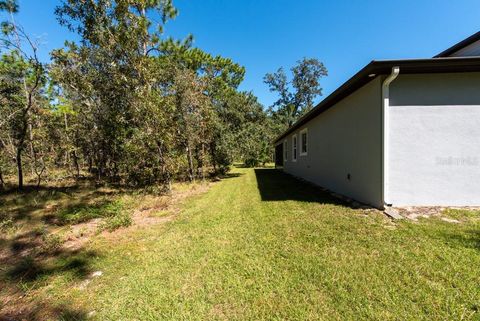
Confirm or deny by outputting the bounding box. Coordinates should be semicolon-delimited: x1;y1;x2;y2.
0;0;327;191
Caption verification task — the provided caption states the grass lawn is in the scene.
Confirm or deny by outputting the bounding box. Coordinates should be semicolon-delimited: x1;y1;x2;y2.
1;167;480;320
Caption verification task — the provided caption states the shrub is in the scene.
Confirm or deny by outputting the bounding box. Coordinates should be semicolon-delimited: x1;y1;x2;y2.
244;158;260;168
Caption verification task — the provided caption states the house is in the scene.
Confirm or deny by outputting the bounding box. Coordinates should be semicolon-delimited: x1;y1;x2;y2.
274;32;480;209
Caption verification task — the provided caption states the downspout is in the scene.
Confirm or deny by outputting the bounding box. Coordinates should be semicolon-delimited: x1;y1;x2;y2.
382;66;400;208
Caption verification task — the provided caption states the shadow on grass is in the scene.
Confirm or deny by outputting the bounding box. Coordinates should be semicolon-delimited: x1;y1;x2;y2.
436;229;480;251
2;186;74;222
0;248;98;320
0;183;108;319
254;168;352;207
56;307;89;321
234;163;275;169
220;172;243;179
6;249;98;282
0;234;98;319
1;304;89;321
0;183;120;226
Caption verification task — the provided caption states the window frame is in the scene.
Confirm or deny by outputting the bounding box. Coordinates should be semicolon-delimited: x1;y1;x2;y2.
283;140;288;162
292;134;298;162
300;128;308;156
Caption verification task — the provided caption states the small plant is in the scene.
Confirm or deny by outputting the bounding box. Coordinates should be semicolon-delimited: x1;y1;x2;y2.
56;199;124;225
0;216;14;231
99;210;132;232
244;158;260;168
32;224;47;236
41;233;64;253
0;210;19;234
74;226;88;238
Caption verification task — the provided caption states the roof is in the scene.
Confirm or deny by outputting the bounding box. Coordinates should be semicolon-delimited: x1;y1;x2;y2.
435;31;480;58
274;56;480;144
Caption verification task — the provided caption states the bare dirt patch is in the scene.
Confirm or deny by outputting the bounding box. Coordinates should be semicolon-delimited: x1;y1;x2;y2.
131;182;211;227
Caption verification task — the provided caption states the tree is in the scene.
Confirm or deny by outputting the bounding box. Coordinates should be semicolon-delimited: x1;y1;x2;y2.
0;0;46;189
0;0;274;191
52;0;178;181
264;58;327;130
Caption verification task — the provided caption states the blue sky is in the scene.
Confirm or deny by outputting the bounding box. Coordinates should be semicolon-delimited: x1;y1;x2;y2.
14;0;480;107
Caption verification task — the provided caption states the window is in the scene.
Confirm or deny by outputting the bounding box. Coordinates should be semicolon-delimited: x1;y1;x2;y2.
300;128;308;156
283;140;288;161
292;135;297;162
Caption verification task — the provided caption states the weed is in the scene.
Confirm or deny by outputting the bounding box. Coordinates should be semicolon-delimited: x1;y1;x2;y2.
0;216;14;231
41;233;64;253
55;199;124;225
99;210;132;232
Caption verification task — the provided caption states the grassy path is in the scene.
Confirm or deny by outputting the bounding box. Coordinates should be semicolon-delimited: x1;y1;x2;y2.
38;168;480;319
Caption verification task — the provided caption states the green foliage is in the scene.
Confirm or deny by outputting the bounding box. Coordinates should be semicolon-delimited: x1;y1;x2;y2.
48;0;273;185
56;200;124;225
0;0;18;14
0;215;14;231
55;198;131;231
264;57;328;130
0;0;48;189
41;232;64;252
244;158;259;168
99;208;132;232
1;0;274;190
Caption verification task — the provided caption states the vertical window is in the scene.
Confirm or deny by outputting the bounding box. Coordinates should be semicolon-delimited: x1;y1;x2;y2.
300;128;308;156
292;135;297;162
283;140;288;161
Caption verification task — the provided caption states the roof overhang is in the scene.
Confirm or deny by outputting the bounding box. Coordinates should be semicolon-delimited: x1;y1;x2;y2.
274;57;480;144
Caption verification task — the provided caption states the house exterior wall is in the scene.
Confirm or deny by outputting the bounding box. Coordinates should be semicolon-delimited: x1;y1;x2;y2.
388;72;480;206
282;77;383;208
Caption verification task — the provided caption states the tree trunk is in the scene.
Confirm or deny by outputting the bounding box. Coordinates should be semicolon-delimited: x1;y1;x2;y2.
72;150;80;179
88;155;93;173
16;147;23;191
186;144;195;182
0;166;4;190
210;143;217;172
201;142;206;181
156;140;171;192
29;122;35;176
35;157;45;189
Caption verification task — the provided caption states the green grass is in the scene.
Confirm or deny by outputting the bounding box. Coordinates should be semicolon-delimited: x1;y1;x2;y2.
98;206;132;232
3;168;480;320
56;199;127;226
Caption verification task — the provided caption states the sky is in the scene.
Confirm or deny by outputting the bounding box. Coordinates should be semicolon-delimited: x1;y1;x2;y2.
13;0;480;108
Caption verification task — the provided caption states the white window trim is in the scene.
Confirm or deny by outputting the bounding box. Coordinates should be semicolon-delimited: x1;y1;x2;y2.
300;128;308;156
283;140;287;162
292;134;297;162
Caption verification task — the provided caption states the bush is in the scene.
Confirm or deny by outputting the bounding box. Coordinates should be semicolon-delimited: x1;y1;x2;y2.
244;158;260;168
